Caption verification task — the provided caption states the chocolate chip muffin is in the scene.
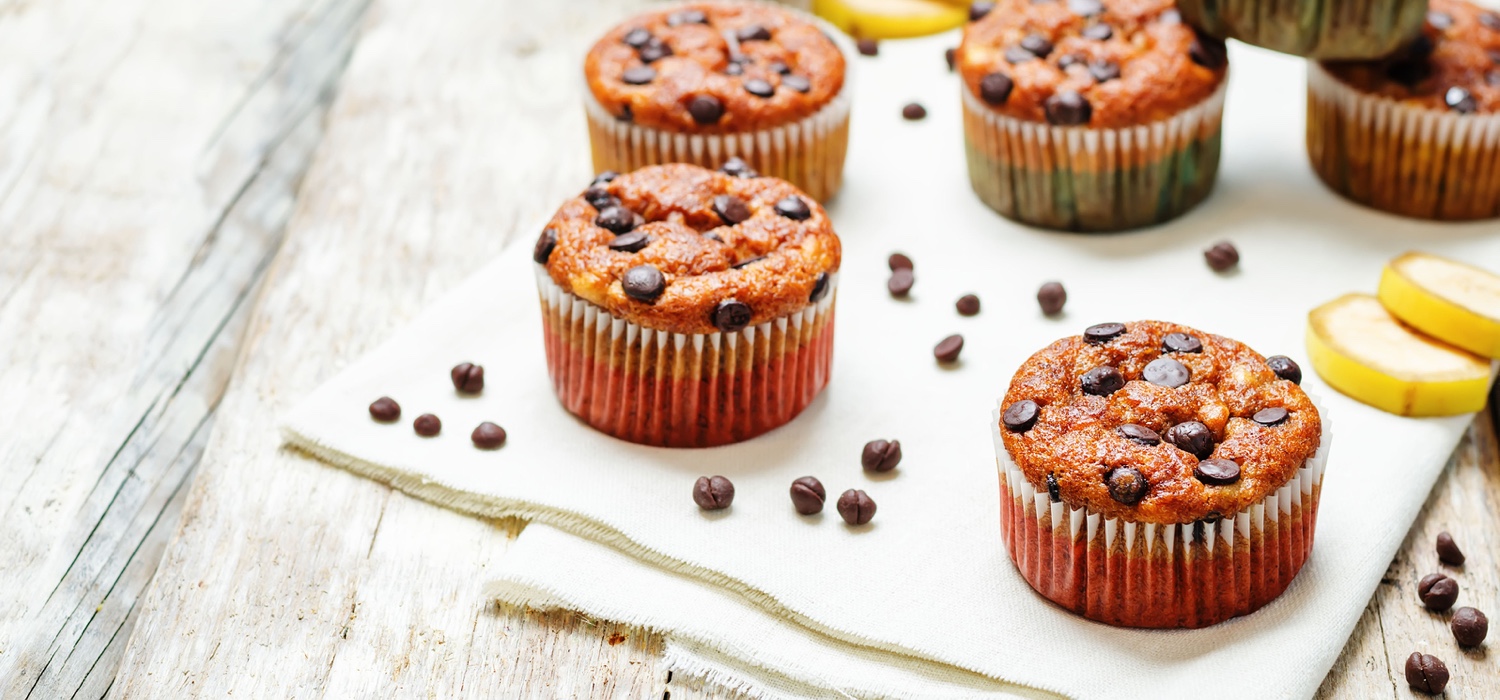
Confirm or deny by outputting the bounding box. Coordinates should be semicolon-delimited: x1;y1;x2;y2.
994;321;1329;628
957;0;1229;232
1309;0;1500;220
1179;0;1426;58
584;3;850;202
534;163;840;447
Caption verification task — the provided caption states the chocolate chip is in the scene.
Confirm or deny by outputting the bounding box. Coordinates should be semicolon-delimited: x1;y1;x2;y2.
414;413;441;437
1204;241;1239;271
1252;407;1288;426
1088;60;1120;83
622;264;666;303
723;62;744;76
1489;70;1500;86
1044;91;1091;125
702;231;722;243
1058;53;1084;69
1162;332;1202;354
1118;424;1161;445
1427;11;1453;29
888;268;914;297
667;9;707;26
768;61;790;75
790;476;826;515
902;102;927;120
1436;531;1466;566
1105;467;1147;505
837;489;877;525
622;66;656;85
713;195;751;224
450;362;484;393
1005;46;1038;64
956;294;981;316
934;334;964;363
1189;33;1227;70
810;272;831;303
591;171;618;186
1068;0;1103;16
979;72;1014;105
969;1;995;20
1445;86;1478;114
1267;355;1302;383
783;75;811;93
369;397;401;422
1003;400;1040;432
639;37;672;63
719;157;758;178
533;228;558;263
1045;473;1061;501
1081;23;1112;40
945;47;957;70
1081;366;1125;396
616;103;633;122
738;25;772;42
622;28;652;48
713;300;753;332
1405;652;1448;694
689;95;724;124
596;205;638;234
471;422;507;449
888;252;914;271
732;256;764;269
1451;607;1489;647
856;38;879;56
1020;33;1054;58
1195;458;1240;485
1084;322;1124;343
861;439;903;472
775;196;811;220
1037;282;1066;315
694;475;735;510
1166;421;1214;458
1418;573;1460;612
744;78;775;98
584;185;618;209
1144;358;1191;388
1483;12;1500;31
609;231;650;253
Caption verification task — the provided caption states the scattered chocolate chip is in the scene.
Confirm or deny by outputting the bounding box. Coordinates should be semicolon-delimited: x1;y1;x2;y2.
1081;366;1125;396
1195;458;1240;485
1088;60;1120;83
702;231;723;243
369;397;401;422
1451;607;1489;647
1162;332;1203;354
591;171;618;186
1081;23;1112;40
1084;322;1125;343
969;1;996;20
1167;421;1214;458
1044;91;1092;125
1418;573;1460;612
1189;32;1227;70
471;422;507;449
723;62;744;76
694;475;735;510
1037;282;1066;315
790;476;826;515
713;299;753;332
533;228;558;263
1446;86;1478;114
1105;467;1147;505
934;334;965;363
1144;358;1191;388
450;362;485;393
622;28;652;48
856;38;879;56
414;413;441;437
768;61;790;75
888;268;915;297
1405;652;1449;695
1267;355;1302;383
667;9;707;26
732;256;763;270
783;75;811;93
1118;424;1161;445
689;95;725;124
979;72;1014;105
837;489;877;525
902;102;927;120
1427;11;1453;29
1058;53;1085;69
639;37;672;63
1045;473;1061;502
1204;241;1239;271
888;252;914;271
713;195;751;224
956;294;981;316
584;185;617;210
622;264;666;303
622;66;656;85
861;439;903;472
744;78;775;98
1005;46;1038;64
738;24;772;42
609;231;650;253
1483;12;1500;31
719;157;758;178
1436;531;1466;566
1068;0;1103;16
1020;33;1054;58
616;103;633;122
774;196;811;220
596;205;638;234
810;272;831;303
1252;407;1289;426
945;47;957;70
1003;400;1040;432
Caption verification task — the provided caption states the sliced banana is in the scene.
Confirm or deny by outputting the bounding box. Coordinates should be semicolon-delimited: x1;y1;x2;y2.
1307;293;1493;417
1379;251;1500;359
813;0;969;40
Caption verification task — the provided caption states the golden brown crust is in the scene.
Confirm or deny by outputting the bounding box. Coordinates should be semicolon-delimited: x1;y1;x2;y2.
1000;321;1321;524
584;3;846;133
957;0;1227;128
539;164;840;335
1321;0;1500;114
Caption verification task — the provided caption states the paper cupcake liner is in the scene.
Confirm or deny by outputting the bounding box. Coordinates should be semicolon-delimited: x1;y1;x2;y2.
1178;0;1425;59
961;79;1227;232
535;266;837;447
1307;63;1500;221
990;400;1332;628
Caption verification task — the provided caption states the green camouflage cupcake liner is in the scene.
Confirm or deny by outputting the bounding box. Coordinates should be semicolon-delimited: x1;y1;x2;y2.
1178;0;1428;59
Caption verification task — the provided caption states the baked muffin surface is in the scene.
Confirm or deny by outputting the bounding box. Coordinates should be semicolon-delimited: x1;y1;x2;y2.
1322;0;1500;114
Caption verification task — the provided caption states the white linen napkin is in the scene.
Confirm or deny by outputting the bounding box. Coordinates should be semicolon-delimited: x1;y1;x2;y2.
283;36;1499;699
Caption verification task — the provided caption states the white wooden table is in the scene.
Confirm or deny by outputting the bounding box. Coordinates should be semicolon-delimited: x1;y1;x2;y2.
2;0;1494;697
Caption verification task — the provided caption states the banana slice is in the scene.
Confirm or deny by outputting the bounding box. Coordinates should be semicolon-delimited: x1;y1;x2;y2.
813;0;969;39
1378;251;1500;359
1307;294;1493;417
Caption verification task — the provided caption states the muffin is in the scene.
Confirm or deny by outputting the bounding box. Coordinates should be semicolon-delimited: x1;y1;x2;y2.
993;321;1329;628
1308;0;1500;220
584;2;851;202
1178;0;1427;59
957;0;1229;232
533;163;840;448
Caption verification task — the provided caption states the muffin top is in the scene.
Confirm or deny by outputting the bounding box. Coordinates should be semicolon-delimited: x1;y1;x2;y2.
999;321;1321;524
534;163;840;335
584;3;846;133
1322;0;1500;114
957;0;1227;128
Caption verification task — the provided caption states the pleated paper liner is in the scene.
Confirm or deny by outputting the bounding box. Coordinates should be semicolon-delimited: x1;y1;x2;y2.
990;400;1332;629
961;79;1227;232
1178;0;1425;59
536;266;837;448
1307;62;1500;221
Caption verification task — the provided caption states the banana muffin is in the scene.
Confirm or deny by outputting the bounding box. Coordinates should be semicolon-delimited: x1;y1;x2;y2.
534;163;840;447
584;2;850;202
994;321;1329;628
